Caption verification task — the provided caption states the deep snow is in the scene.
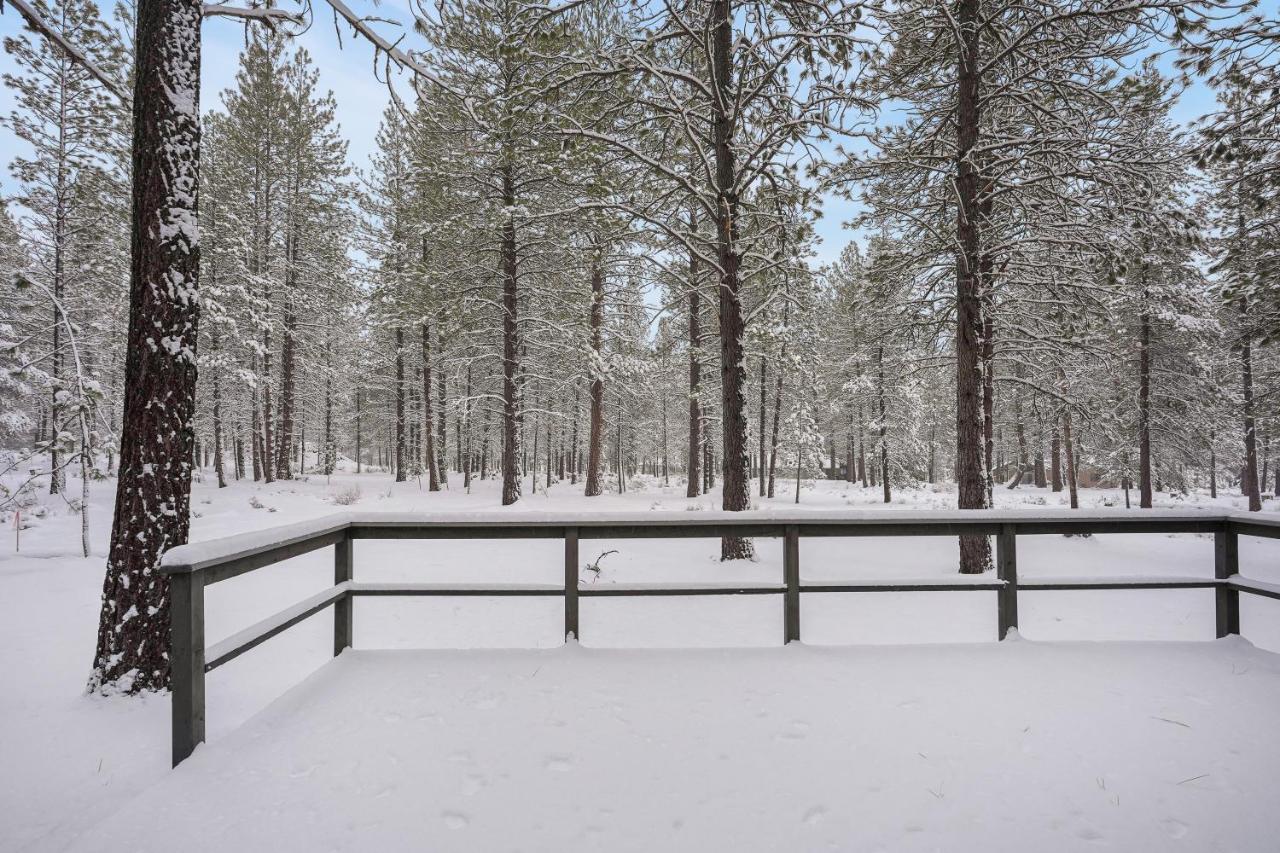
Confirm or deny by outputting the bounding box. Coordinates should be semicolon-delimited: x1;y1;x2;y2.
2;467;1278;851
65;640;1280;853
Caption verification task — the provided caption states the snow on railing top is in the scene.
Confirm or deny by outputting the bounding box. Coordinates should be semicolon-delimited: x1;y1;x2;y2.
159;507;1280;575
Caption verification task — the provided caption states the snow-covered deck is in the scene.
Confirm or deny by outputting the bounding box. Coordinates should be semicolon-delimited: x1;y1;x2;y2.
70;639;1280;852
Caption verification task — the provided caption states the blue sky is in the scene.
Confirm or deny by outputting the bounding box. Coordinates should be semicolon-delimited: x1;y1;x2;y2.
0;2;1244;266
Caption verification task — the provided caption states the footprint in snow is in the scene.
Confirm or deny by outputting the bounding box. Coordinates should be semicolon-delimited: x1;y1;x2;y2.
442;812;469;830
545;755;574;772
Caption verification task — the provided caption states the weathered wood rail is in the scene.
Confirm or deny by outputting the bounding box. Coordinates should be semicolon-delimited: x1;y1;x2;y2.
160;509;1280;766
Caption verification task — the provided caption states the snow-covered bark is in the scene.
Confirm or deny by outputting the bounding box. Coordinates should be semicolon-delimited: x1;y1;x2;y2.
89;0;202;694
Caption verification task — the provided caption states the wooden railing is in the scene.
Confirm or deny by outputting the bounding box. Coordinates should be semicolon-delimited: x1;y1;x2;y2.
160;509;1280;766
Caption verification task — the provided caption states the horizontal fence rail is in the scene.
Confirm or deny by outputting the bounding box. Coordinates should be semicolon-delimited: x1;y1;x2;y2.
160;509;1280;766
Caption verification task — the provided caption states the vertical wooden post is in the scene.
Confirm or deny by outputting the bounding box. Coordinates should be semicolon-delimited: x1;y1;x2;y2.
996;524;1018;639
334;534;353;656
564;526;579;641
784;525;800;643
170;571;205;767
1215;525;1240;638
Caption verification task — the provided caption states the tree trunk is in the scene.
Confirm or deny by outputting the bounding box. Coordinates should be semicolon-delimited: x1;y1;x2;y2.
661;391;670;484
570;381;580;485
927;424;937;484
584;249;606;497
500;165;520;505
1138;275;1153;508
1209;430;1217;498
758;356;768;496
90;0;202;693
261;310;274;484
394;326;406;482
422;321;439;490
354;388;362;473
954;0;991;573
211;335;226;489
1033;417;1046;488
1063;409;1079;510
1050;424;1062;492
323;359;334;476
878;346;890;503
49;139;66;495
709;0;752;558
275;307;296;480
1006;383;1028;489
1241;301;1261;511
686;208;702;499
463;362;473;490
436;367;448;484
857;401;867;487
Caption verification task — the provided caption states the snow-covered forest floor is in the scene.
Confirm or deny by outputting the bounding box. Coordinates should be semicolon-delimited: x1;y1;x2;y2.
2;467;1279;851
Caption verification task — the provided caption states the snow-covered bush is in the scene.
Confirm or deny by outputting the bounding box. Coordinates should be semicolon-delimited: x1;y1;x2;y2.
332;485;362;506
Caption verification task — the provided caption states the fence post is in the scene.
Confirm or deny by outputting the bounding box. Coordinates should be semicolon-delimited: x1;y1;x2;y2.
564;526;579;641
170;571;206;767
784;525;800;643
334;533;353;656
996;523;1018;639
1215;525;1240;638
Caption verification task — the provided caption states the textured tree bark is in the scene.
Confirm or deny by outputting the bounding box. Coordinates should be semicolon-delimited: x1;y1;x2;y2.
758;356;767;496
1209;430;1217;498
981;298;995;503
261;301;274;484
1241;300;1261;511
767;341;785;499
686;208;702;499
464;361;474;490
250;351;263;481
878;346;890;503
422;321;440;491
954;0;991;573
570;381;580;485
500;165;520;506
710;0;753;559
1138;271;1153;508
1050;424;1062;492
584;250;605;497
323;355;334;476
857;401;867;487
49;146;66;495
394;326;406;482
847;414;857;484
436;367;448;484
275;307;296;479
1063;408;1079;509
89;0;202;693
211;334;226;489
354;388;362;473
1007;382;1028;489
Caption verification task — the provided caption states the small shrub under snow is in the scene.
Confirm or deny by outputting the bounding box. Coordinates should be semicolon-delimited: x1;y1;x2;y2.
331;485;362;506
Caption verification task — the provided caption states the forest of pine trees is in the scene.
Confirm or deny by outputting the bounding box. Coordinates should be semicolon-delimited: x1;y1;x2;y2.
0;0;1277;689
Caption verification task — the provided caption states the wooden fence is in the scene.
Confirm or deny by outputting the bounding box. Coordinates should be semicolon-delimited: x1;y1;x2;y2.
160;509;1280;766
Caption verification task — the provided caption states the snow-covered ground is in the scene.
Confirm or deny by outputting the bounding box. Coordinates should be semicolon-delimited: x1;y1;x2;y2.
2;468;1279;851
64;640;1280;853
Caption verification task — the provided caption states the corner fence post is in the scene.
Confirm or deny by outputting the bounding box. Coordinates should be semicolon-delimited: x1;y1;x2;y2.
334;533;353;656
784;525;800;643
996;524;1018;639
170;571;206;767
564;527;579;641
1215;524;1240;638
